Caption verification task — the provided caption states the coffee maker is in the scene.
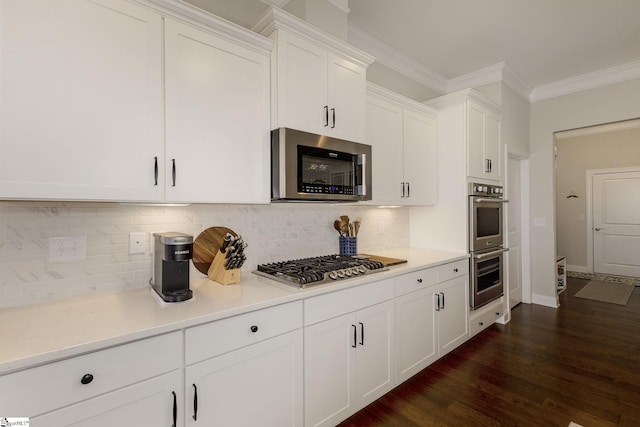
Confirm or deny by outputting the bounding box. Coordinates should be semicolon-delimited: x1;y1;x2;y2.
151;232;194;302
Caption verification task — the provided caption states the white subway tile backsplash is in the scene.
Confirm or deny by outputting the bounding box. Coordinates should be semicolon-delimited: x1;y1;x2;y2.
0;201;409;308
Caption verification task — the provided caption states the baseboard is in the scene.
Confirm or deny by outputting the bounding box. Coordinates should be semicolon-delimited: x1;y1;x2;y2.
531;293;559;308
567;264;589;273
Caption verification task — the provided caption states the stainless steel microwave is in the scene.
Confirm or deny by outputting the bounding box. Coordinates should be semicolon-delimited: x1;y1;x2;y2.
271;128;372;202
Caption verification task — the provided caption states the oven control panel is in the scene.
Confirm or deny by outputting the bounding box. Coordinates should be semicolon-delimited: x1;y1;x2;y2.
469;182;503;197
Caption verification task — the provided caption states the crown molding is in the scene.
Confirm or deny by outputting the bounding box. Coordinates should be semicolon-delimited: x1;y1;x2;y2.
530;60;640;102
555;118;640;139
447;62;532;100
348;24;447;94
260;0;291;7
328;0;350;15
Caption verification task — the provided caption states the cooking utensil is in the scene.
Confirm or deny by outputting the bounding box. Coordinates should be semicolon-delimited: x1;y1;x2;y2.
333;220;343;236
353;220;361;236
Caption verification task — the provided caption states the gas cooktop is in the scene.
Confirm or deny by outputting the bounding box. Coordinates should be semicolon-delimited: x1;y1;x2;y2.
254;255;386;288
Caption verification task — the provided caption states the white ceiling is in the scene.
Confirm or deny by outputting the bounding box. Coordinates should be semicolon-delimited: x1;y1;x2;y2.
184;0;640;98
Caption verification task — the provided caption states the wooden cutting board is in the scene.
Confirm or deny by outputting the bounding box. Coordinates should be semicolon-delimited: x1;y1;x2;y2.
359;254;407;267
192;226;238;274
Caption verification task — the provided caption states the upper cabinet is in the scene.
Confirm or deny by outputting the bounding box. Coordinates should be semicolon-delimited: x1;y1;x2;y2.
366;84;438;206
0;0;164;201
427;89;502;183
252;7;374;143
0;0;273;203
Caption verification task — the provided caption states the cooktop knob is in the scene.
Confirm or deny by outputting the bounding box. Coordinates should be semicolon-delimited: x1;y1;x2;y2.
357;265;367;274
336;269;346;278
328;270;338;280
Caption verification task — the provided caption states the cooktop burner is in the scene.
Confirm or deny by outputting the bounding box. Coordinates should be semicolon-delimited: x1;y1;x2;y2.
254;255;386;288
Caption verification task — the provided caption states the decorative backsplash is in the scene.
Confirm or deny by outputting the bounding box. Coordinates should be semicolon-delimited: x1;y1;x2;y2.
0;201;409;308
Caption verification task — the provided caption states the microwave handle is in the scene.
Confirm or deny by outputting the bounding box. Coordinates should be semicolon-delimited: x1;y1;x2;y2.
473;247;509;260
356;153;367;196
473;198;509;203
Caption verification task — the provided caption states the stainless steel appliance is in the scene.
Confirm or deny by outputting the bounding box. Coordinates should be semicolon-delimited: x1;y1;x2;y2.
469;183;508;309
151;232;193;302
271;128;372;202
254;255;385;288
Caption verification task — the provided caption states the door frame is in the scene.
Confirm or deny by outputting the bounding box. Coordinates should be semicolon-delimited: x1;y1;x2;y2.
507;151;531;304
586;166;640;274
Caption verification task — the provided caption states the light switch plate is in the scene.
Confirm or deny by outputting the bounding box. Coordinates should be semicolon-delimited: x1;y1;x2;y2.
129;232;146;254
49;237;86;262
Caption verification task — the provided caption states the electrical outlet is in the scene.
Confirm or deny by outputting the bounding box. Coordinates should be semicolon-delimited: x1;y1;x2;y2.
378;220;386;234
129;232;146;254
49;237;86;262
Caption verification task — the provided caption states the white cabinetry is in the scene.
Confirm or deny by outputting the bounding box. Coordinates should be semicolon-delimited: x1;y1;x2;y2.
469;297;504;337
0;0;163;201
303;279;395;427
0;332;182;424
184;302;303;426
366;84;437;205
467;100;501;181
395;260;469;383
0;0;272;203
164;18;271;203
253;7;374;143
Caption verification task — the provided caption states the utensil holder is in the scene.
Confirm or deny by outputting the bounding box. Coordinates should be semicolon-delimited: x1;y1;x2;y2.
339;236;357;257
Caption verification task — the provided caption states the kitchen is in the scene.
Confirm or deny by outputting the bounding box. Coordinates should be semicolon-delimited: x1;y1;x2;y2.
1;0;640;425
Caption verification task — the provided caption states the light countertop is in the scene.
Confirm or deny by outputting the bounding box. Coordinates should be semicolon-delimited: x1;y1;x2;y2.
0;247;467;374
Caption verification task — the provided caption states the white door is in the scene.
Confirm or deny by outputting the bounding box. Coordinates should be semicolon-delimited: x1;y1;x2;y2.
508;156;523;307
593;170;640;277
327;52;367;142
185;330;303;427
32;371;182;427
164;19;270;203
354;300;395;407
436;276;469;357
403;108;438;205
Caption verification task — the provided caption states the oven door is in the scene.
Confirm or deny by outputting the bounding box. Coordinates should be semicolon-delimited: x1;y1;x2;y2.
469;197;505;252
471;247;507;310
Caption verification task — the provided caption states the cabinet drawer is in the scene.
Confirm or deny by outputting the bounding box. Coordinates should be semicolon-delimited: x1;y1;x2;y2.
437;259;468;283
394;267;437;297
304;278;394;326
0;331;181;417
469;299;504;337
186;301;302;365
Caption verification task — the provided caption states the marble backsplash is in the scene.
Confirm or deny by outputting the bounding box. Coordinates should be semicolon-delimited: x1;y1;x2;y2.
0;201;409;308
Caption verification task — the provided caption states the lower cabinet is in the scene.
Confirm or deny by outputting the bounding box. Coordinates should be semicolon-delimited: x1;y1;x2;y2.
31;370;183;427
303;281;395;427
185;329;303;426
395;260;469;384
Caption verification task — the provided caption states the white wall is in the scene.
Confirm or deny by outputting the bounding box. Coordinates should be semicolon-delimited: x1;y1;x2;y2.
0;201;409;308
530;78;640;306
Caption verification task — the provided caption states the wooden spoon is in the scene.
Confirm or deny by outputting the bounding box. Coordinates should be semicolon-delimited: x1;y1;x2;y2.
333;220;343;236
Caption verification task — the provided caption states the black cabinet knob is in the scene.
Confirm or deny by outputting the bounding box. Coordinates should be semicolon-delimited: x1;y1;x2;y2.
250;325;258;333
479;322;484;326
417;278;423;283
80;373;94;385
454;268;459;273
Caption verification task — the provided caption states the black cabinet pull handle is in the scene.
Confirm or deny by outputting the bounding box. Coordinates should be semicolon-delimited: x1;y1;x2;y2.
171;159;176;187
192;384;198;421
80;373;93;385
172;391;177;427
401;182;405;198
331;108;336;128
154;157;158;186
359;322;364;346
250;325;258;333
440;292;445;309
435;294;440;311
324;105;329;127
407;182;410;197
417;278;422;283
352;324;357;348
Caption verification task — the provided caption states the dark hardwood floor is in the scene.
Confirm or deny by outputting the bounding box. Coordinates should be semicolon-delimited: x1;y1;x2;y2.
339;278;640;426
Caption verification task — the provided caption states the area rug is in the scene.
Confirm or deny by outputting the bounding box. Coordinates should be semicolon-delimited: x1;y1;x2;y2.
574;280;635;305
568;271;640;286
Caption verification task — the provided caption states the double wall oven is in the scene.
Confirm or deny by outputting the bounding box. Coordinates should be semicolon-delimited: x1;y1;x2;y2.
469;183;508;310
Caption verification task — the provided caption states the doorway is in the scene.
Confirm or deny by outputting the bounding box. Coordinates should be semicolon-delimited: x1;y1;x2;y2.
507;155;530;306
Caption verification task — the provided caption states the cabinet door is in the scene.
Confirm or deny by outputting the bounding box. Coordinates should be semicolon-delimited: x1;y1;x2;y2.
186;330;303;427
403;108;437;205
274;32;327;134
327;52;366;142
164;19;270;203
484;111;501;180
466;102;486;180
355;300;395;407
32;370;182;427
0;0;163;201
304;313;356;427
365;94;403;205
395;287;437;383
436;276;470;357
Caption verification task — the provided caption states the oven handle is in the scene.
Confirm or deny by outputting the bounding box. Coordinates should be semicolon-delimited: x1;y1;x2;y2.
473;247;509;260
473;198;509;203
